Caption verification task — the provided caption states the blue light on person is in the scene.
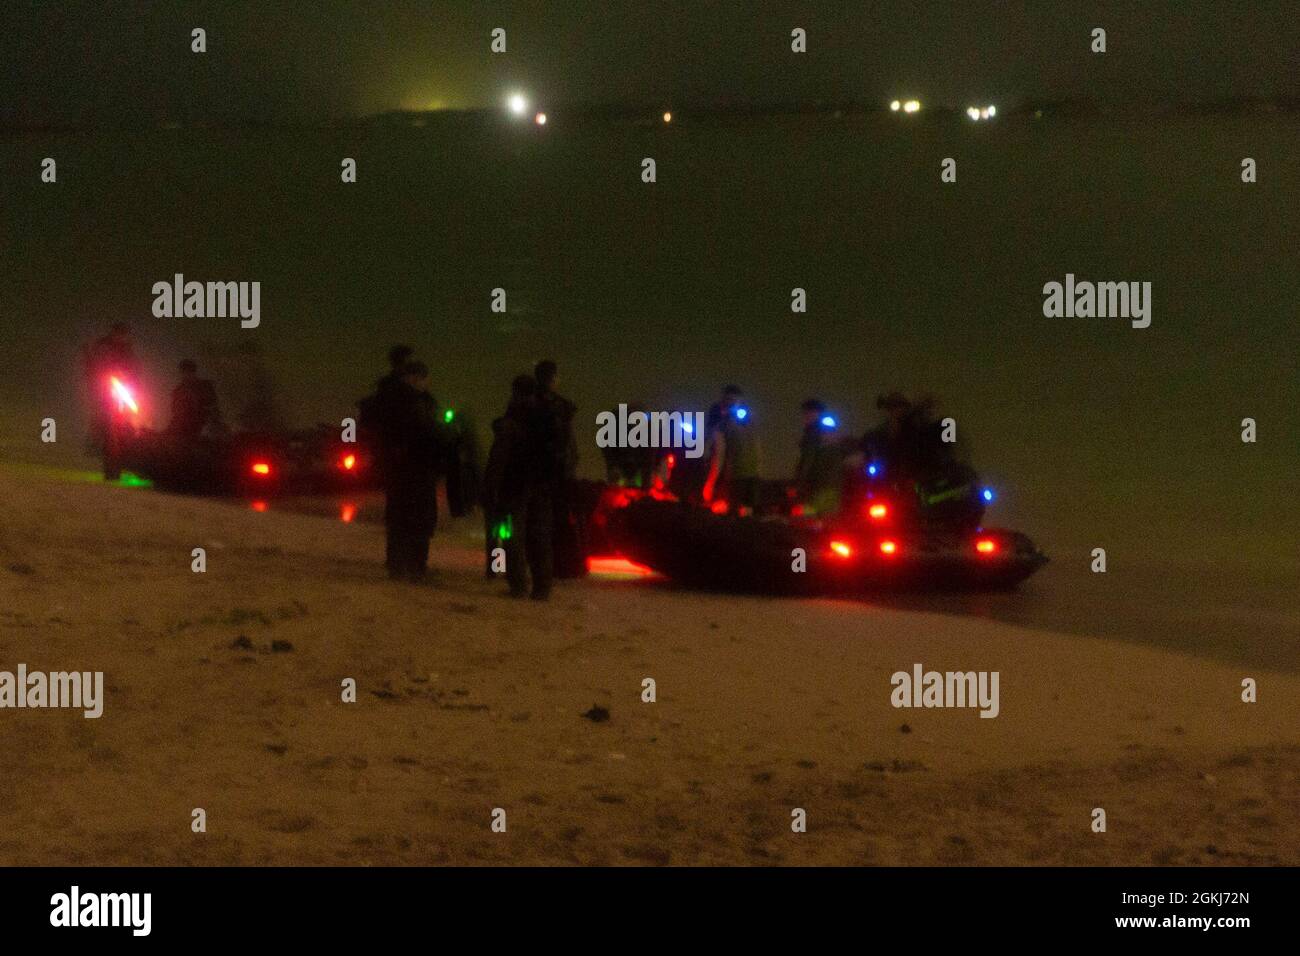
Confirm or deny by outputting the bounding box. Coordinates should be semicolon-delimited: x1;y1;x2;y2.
867;462;880;477
820;415;837;429
981;487;995;502
734;406;749;421
682;419;694;434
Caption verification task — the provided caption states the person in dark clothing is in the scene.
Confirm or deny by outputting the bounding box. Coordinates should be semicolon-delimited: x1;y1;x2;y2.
701;385;760;513
375;345;413;407
442;405;483;519
82;322;142;480
485;374;557;600
358;344;417;484
704;384;744;438
84;322;140;385
365;345;413;460
794;398;845;515
168;360;223;442
534;359;586;578
688;384;742;506
860;391;952;481
381;360;442;583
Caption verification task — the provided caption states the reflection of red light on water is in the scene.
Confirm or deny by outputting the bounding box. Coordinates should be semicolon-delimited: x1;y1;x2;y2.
251;462;271;476
710;500;729;514
879;539;898;555
340;503;356;523
250;500;268;513
341;454;356;471
587;556;656;577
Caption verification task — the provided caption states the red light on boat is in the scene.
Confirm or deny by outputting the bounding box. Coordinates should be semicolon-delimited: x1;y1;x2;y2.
879;539;898;555
340;503;356;523
975;538;998;554
791;504;805;517
867;503;889;520
251;462;272;476
341;454;357;471
829;540;853;558
710;500;729;515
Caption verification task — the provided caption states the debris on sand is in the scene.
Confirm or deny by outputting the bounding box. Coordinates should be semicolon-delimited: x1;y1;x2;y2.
230;635;254;650
582;704;611;723
864;759;926;774
270;640;294;653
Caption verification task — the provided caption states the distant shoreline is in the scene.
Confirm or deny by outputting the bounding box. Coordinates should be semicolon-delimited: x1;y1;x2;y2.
5;96;1300;134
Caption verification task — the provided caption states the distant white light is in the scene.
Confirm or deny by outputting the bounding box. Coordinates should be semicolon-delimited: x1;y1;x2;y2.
507;93;528;116
663;111;673;124
903;99;921;113
980;107;991;120
966;107;981;121
534;112;547;125
889;100;901;112
967;104;998;121
987;105;996;117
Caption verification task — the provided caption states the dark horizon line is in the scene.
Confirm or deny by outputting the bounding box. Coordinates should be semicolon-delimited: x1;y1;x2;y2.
4;94;1298;133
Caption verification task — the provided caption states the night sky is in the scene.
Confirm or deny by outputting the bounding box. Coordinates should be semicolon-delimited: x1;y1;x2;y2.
4;1;1299;125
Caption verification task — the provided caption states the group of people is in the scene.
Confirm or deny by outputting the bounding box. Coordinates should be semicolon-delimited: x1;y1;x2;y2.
597;382;954;519
481;361;577;600
613;382;951;520
363;349;578;600
83;323;950;592
82;323;226;478
637;384;762;512
666;384;956;518
795;390;959;515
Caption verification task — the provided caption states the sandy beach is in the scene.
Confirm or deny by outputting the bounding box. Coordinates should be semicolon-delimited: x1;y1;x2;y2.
0;462;1295;866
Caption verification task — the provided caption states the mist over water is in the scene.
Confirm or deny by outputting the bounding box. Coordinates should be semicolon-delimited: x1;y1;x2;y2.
3;113;1297;566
